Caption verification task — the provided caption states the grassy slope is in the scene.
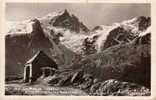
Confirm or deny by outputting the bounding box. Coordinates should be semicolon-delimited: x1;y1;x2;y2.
71;33;150;88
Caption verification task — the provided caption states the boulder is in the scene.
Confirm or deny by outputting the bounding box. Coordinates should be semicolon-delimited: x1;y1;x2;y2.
70;70;84;85
95;79;150;96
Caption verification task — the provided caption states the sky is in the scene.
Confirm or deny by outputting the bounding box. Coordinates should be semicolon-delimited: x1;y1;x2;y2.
6;3;150;29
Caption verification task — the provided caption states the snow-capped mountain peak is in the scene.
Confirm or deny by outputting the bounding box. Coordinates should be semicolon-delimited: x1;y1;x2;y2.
6;9;89;35
6;14;150;56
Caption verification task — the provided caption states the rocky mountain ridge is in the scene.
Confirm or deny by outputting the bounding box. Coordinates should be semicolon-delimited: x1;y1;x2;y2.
6;10;150;55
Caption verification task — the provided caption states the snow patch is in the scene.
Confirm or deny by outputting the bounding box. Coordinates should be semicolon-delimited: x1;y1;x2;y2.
6;20;34;34
139;26;151;37
95;25;118;52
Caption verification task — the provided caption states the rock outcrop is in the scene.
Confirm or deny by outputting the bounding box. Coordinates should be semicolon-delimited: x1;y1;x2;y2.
50;9;89;33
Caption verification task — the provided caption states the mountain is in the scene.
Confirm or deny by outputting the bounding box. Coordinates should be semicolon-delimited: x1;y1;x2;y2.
49;9;89;33
6;14;151;76
6;14;150;56
7;10;89;34
6;8;151;96
81;16;151;54
47;16;151;89
71;30;151;87
6;9;91;55
5;18;77;77
43;31;150;95
53;31;150;94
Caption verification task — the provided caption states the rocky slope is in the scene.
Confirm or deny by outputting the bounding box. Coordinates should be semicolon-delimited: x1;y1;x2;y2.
45;30;150;96
82;16;151;54
73;31;151;87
